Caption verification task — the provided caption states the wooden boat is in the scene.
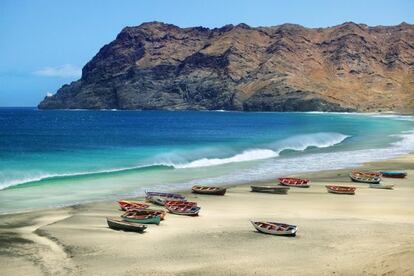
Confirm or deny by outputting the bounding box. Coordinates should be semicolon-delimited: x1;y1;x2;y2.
123;209;166;220
380;171;407;178
250;221;297;236
369;183;394;190
121;214;161;225
165;200;197;208
325;185;356;195
106;217;147;232
250;185;290;194
118;200;150;211
278;177;310;188
349;172;381;184
166;205;200;216
145;191;185;200
146;195;186;206
191;185;226;195
352;170;381;177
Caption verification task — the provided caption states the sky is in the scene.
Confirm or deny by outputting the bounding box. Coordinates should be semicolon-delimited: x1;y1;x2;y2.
1;0;413;107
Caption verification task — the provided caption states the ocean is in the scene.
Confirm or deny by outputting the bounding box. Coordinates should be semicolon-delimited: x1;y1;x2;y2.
1;108;414;214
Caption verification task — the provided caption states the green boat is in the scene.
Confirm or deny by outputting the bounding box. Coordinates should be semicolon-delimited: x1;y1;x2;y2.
122;215;161;225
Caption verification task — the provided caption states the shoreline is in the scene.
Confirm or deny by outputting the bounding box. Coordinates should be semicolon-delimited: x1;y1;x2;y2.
1;154;414;275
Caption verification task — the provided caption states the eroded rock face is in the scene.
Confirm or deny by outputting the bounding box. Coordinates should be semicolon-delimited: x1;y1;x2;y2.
38;22;414;112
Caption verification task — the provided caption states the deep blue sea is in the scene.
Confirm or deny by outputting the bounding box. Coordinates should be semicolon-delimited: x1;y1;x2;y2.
1;108;414;213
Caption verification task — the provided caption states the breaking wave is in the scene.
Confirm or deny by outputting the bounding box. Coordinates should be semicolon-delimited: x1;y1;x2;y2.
0;132;349;190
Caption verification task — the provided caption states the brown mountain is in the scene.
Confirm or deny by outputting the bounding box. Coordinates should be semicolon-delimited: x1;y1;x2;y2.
38;21;414;112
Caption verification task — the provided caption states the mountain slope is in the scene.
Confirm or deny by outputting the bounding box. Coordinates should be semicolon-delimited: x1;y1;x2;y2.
38;22;414;112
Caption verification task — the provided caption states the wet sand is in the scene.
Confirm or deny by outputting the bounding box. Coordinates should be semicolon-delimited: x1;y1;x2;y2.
1;155;414;275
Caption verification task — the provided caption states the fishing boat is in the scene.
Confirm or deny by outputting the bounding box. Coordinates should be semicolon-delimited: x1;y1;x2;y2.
146;195;186;206
191;185;227;195
165;200;197;208
250;185;290;194
121;213;161;225
325;185;356;195
145;191;186;200
369;183;394;190
250;221;297;236
166;205;200;216
349;172;381;184
352;170;381;177
278;177;310;188
118;200;150;211
123;209;166;220
380;171;407;178
106;217;147;232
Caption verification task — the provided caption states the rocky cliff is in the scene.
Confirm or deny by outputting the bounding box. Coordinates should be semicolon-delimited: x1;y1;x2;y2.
38;22;414;112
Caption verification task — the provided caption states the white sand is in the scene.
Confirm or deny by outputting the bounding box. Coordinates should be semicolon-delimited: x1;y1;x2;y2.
1;155;414;275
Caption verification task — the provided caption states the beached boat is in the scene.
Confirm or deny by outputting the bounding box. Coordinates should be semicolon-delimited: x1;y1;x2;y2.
146;195;186;206
191;185;227;195
278;177;310;188
380;171;407;178
123;209;166;220
250;221;297;236
145;191;186;200
166;205;200;216
106;217;147;232
325;185;356;195
369;183;394;189
349;172;381;184
121;214;161;225
118;200;150;211
352;170;381;177
165;200;197;208
250;185;290;194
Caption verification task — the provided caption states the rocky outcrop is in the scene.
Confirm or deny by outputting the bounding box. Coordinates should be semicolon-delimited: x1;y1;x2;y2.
38;22;414;112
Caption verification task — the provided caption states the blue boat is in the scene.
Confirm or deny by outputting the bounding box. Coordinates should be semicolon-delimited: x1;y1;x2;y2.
380;171;407;178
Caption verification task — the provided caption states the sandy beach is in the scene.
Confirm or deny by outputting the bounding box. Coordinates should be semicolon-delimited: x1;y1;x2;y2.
1;155;414;276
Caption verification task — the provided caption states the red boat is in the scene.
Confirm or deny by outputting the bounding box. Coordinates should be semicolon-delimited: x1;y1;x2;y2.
278;177;310;188
164;200;197;208
118;200;150;211
325;185;356;195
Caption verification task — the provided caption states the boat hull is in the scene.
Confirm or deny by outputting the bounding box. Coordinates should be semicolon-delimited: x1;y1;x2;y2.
192;185;227;195
278;177;310;188
369;184;394;189
166;206;200;216
380;172;407;178
106;217;147;232
250;185;289;194
349;173;381;184
122;215;161;225
325;185;356;195
250;221;297;236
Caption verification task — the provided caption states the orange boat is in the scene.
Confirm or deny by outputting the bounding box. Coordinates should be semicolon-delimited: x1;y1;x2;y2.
123;209;166;220
325;185;356;195
278;177;310;188
118;200;150;211
164;200;197;208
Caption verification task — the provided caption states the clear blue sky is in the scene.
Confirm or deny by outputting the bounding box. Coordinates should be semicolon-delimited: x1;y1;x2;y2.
1;0;413;106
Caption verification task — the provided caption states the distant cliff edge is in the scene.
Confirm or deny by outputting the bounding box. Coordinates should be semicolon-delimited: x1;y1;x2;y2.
38;22;414;112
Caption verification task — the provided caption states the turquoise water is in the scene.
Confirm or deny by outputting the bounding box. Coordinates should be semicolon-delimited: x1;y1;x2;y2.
1;108;414;213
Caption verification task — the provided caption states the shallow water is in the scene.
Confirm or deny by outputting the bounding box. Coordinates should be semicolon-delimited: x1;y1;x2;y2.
1;108;413;213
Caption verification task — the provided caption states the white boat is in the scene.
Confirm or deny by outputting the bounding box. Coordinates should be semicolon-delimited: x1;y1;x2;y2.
250;221;297;236
369;183;394;190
